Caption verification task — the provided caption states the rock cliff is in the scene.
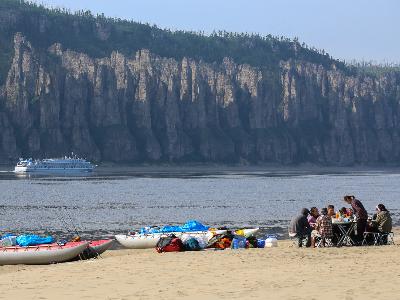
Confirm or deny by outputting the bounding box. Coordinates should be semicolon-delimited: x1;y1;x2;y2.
1;32;400;165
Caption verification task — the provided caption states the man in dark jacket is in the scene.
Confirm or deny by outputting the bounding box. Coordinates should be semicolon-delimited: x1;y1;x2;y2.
289;208;312;247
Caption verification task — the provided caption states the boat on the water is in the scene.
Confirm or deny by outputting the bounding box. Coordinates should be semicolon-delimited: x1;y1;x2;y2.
14;155;95;174
0;241;89;265
115;228;259;249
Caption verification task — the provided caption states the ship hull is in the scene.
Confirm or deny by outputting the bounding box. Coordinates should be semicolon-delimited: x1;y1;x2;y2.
14;166;94;173
14;157;95;174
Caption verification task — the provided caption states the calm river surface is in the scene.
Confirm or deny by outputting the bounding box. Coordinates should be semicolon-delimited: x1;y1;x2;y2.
0;167;399;238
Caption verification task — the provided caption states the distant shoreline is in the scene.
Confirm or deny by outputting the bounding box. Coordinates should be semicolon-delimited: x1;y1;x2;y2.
2;162;400;174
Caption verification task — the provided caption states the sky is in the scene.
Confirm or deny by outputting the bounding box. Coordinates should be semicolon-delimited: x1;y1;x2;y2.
31;0;400;63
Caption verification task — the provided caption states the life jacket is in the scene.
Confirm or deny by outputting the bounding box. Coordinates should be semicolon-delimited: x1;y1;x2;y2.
71;236;81;242
156;235;184;253
216;237;232;249
207;234;232;249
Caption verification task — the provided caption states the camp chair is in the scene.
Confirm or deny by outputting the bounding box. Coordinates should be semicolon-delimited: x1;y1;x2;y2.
362;232;380;246
289;232;310;247
288;232;298;246
378;232;395;245
316;235;334;248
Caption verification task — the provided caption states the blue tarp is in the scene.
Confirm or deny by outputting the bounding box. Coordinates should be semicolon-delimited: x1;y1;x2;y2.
181;220;209;232
16;235;54;247
140;220;209;234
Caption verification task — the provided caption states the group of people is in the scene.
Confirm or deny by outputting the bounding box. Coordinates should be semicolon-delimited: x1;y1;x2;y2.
289;195;393;247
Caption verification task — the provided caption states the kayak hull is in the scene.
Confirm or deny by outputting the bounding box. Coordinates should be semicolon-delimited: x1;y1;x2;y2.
115;234;159;249
90;239;114;254
0;242;89;265
68;239;115;261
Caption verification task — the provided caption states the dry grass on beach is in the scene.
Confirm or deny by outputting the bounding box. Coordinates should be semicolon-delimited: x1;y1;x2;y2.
0;233;399;300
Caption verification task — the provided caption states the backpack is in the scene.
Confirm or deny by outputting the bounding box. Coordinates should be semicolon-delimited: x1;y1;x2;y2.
156;235;184;253
247;236;258;248
184;237;201;251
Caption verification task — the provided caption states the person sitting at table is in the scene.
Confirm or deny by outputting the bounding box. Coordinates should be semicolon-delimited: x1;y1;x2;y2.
289;208;312;247
327;205;335;218
328;204;340;242
344;195;368;245
311;208;333;247
339;207;349;217
368;204;392;234
307;207;319;229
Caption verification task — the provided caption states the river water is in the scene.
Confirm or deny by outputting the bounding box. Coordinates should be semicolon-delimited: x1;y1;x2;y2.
0;167;399;238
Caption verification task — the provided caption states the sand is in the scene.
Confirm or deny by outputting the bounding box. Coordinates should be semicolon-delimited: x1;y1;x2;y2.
0;234;399;300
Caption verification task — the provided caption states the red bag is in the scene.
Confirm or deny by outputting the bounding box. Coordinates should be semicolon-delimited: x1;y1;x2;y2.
156;237;184;253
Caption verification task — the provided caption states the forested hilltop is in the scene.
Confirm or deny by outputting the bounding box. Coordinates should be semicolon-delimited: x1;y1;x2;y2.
0;0;346;85
0;0;400;165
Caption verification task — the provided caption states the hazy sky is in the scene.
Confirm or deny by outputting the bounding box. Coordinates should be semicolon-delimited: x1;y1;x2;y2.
31;0;400;63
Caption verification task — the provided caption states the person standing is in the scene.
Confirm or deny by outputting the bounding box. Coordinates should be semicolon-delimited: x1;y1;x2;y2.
289;208;312;247
344;195;368;245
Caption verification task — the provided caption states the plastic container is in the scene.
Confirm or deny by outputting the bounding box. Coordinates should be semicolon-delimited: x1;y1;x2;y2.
265;235;278;248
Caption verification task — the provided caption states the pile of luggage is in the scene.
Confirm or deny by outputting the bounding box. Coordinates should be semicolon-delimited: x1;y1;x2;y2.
155;229;276;253
115;220;263;250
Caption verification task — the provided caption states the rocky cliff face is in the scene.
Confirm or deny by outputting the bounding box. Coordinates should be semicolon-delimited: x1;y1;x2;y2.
1;33;400;165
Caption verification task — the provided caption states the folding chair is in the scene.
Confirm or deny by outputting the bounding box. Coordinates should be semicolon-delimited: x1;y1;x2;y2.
362;232;380;246
316;236;334;248
288;232;298;247
379;232;395;245
289;232;309;247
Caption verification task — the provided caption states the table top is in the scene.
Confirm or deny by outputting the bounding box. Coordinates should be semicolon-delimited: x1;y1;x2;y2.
332;220;356;225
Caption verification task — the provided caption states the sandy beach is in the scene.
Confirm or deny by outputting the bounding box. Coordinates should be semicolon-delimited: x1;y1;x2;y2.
0;232;398;300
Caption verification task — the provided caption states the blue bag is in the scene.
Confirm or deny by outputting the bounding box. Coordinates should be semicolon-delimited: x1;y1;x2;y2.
16;235;54;247
232;236;247;249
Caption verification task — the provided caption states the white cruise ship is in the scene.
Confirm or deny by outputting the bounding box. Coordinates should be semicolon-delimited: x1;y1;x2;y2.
14;156;96;173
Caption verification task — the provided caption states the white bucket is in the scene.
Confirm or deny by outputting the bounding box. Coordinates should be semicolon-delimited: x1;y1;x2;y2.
265;237;278;248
